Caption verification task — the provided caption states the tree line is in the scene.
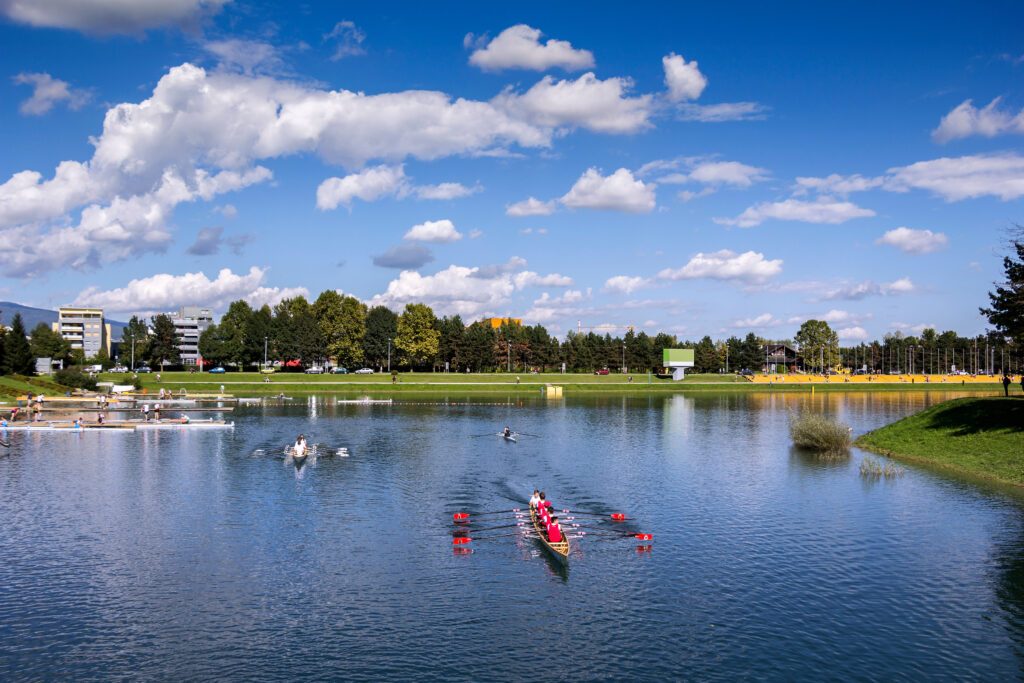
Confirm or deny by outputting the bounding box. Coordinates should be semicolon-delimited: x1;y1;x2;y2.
1;232;1021;376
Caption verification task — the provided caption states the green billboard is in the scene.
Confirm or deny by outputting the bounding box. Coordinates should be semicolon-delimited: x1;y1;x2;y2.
663;348;695;365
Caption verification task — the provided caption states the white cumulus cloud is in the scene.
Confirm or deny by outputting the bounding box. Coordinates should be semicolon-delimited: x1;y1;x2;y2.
469;24;594;72
658;250;782;283
404;219;463;243
561;167;656;213
717;198;875;228
884;153;1024;201
494;73;652;134
837;326;869;341
876;227;948;254
732;313;782;328
822;278;915;301
662;53;707;101
933;97;1024;143
506;196;556;216
604;275;651;294
794;173;884;196
73;266;307;316
316;164;407;209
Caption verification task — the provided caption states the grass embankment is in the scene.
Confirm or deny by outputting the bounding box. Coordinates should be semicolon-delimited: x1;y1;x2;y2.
96;370;1006;396
0;375;72;402
856;397;1024;486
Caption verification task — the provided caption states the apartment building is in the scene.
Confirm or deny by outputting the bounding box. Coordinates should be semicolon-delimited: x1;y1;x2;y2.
53;306;111;358
171;306;214;365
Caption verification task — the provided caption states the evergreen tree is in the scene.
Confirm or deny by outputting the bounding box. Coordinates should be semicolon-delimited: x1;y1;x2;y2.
146;314;181;369
29;322;70;363
3;314;35;375
437;315;466;371
0;322;7;376
462;321;495;372
981;237;1024;345
121;315;150;368
694;336;718;373
363;306;399;370
198;323;227;367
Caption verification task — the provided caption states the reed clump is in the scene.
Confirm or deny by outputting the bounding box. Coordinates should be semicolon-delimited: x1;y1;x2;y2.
860;456;904;478
789;411;852;453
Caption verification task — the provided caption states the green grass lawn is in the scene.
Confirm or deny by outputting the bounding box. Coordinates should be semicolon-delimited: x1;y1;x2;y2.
856;397;1024;486
0;375;73;402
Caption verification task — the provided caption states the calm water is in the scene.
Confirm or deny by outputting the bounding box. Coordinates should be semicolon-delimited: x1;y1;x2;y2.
1;391;1021;680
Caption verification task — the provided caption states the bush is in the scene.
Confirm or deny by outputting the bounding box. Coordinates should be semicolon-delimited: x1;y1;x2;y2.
789;412;852;453
54;367;98;392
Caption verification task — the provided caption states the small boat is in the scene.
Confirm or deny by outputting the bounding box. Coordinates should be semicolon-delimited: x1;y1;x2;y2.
529;506;569;566
134;420;234;430
503;433;517;443
292;449;308;465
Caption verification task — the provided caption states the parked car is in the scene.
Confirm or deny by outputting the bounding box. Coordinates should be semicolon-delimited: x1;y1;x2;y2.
111;365;128;373
739;368;754;376
305;366;324;374
354;368;375;374
259;367;276;374
209;367;226;374
332;367;348;374
594;368;610;375
135;366;151;373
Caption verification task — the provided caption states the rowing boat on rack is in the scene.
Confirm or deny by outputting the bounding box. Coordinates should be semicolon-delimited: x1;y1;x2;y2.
529;507;569;565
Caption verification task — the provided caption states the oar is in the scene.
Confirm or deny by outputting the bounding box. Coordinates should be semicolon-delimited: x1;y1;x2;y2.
515;432;542;437
452;522;525;535
452;530;537;544
555;508;631;521
568;524;653;541
451;508;525;521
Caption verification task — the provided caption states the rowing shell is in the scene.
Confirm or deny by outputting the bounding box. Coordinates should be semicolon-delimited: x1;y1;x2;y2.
503;433;517;443
529;507;569;565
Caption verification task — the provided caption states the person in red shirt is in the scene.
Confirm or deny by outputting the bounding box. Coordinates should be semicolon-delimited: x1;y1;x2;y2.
547;516;563;543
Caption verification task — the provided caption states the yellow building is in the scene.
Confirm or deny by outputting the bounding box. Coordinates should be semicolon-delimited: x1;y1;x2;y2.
486;317;522;329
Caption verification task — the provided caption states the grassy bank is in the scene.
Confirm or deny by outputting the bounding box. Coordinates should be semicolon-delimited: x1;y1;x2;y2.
0;375;73;402
856;397;1024;486
94;371;1008;396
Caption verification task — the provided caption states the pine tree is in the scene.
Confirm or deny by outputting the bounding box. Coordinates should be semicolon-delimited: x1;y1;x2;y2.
981;238;1024;345
3;314;36;376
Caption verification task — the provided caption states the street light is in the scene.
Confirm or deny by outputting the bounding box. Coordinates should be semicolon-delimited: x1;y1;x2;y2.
387;338;391;373
621;341;625;373
264;336;268;370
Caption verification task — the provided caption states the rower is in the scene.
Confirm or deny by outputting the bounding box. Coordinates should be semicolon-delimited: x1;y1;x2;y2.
547;516;563;543
537;491;551;514
529;489;541;509
180;414;190;424
503;426;512;438
293;434;307;457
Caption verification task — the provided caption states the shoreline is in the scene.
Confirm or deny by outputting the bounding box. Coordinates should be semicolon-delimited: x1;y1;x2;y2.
856;397;1024;488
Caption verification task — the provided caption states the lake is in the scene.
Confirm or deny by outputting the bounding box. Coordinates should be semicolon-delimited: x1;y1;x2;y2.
1;391;1021;680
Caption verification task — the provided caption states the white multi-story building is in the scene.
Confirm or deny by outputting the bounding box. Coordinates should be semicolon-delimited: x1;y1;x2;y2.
170;307;214;365
53;306;110;358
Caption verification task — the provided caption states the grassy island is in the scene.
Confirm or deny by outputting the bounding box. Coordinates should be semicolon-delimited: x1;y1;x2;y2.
856;397;1024;486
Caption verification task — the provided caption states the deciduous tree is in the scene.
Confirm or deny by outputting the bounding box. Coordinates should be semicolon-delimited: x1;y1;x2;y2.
395;303;439;369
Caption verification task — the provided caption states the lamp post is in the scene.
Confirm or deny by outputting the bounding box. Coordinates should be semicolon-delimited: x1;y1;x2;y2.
387;338;391;373
621;341;625;374
130;330;135;370
264;336;268;370
507;340;511;373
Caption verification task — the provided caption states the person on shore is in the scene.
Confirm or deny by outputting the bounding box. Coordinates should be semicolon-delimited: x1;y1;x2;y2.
529;489;541;509
1004;374;1012;397
153;403;162;421
97;413;105;425
546;516;563;543
142;403;150;422
72;418;82;430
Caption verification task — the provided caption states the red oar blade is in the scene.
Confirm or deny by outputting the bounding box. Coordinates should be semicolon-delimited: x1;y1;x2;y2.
634;533;653;541
452;537;472;545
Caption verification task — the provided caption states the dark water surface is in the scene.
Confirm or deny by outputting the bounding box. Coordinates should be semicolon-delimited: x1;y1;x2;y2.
2;391;1022;680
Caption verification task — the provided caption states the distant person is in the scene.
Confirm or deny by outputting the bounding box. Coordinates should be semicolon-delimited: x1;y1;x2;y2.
529;489;541;509
142;403;150;422
180;414;190;424
72;418;82;430
153;403;162;421
1004;374;1012;397
293;435;307;457
97;413;105;425
503;426;512;438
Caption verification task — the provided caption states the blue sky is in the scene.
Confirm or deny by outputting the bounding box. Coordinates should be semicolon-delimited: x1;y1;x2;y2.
1;1;1022;341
